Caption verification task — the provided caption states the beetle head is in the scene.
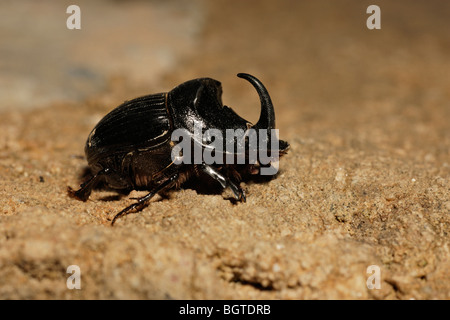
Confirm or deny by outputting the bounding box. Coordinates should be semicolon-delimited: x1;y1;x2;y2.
168;74;289;172
168;77;249;132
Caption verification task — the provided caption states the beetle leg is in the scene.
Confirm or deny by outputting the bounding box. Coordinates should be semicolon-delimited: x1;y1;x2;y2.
110;173;179;226
200;164;246;202
223;165;242;184
68;168;111;201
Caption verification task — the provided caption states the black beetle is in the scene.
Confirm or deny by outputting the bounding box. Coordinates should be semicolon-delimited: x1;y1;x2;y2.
68;73;289;224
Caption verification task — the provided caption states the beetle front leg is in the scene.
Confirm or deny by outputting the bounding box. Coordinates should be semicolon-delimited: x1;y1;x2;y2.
68;168;111;201
200;164;246;202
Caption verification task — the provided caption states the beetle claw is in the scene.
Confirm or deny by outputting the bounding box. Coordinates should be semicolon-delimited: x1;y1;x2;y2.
229;182;246;203
238;189;246;203
67;186;90;202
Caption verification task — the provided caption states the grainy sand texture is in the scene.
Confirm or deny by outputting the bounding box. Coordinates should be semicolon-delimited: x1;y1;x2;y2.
0;0;449;299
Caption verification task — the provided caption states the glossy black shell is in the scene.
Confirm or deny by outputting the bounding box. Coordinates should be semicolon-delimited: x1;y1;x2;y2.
167;78;249;134
86;93;171;166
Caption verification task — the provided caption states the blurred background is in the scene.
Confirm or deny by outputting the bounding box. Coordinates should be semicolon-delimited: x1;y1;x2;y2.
0;0;204;109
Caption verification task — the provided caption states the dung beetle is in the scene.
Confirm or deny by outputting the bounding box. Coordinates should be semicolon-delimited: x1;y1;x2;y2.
68;73;289;224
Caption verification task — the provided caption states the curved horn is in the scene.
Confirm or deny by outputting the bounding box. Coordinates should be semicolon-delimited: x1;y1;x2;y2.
237;73;275;129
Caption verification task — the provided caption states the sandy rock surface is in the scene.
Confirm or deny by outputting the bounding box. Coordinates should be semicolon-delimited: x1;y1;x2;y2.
0;0;449;299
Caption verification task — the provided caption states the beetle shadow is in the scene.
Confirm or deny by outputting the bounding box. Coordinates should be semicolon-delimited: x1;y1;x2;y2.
181;169;278;204
181;174;223;196
73;165;283;204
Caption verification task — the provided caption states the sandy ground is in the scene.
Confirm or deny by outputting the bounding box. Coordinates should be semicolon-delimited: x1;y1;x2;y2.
0;0;449;299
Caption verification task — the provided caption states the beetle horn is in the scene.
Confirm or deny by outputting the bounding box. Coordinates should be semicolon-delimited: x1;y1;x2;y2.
237;73;275;129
